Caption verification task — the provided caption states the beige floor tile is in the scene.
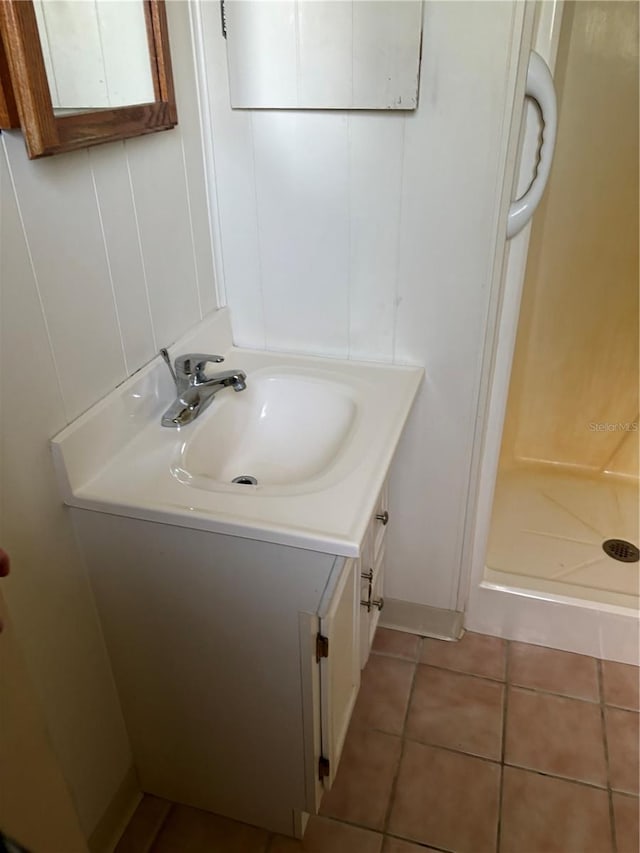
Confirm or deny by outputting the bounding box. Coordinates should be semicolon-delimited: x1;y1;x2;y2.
372;628;421;661
150;805;268;853
319;726;401;831
115;796;171;853
388;741;500;853
612;793;640;853
269;816;382;853
505;687;608;786
406;665;504;760
605;707;640;794
500;766;613;853
602;660;640;711
509;641;599;701
351;654;415;735
382;838;439;853
421;631;506;681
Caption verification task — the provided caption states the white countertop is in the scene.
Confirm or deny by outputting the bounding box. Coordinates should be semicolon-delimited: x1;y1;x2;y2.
51;310;423;557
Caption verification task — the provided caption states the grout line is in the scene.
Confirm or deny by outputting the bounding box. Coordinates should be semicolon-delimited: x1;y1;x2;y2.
506;681;602;705
598;658;618;853
370;650;421;664
500;762;610;793
381;636;422;835
384;831;454;852
380;653;604;706
496;641;511;853
379;729;502;767
414;661;505;684
314;814;387;840
398;732;500;767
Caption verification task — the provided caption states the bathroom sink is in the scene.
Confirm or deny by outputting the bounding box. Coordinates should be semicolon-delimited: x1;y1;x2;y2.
172;370;359;489
51;309;423;556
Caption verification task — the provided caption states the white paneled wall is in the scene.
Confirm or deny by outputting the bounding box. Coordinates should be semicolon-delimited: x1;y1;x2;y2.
0;1;217;838
200;1;521;609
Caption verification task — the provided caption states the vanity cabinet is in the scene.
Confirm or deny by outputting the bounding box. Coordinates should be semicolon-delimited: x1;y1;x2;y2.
71;479;389;837
50;311;422;839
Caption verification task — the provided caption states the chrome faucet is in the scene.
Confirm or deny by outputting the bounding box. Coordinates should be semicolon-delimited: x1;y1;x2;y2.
159;349;247;428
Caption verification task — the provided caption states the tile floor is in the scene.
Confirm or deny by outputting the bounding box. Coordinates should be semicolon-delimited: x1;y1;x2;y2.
487;467;639;608
116;629;639;853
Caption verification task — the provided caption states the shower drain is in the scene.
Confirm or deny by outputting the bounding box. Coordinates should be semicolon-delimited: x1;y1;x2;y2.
602;539;640;563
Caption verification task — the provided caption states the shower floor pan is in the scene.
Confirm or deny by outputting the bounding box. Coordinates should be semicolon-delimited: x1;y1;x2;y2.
487;467;639;610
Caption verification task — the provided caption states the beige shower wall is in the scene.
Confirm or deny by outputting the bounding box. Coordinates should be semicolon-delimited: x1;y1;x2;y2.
501;0;639;480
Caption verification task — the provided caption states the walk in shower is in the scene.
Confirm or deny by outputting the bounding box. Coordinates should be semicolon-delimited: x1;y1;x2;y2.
486;1;639;611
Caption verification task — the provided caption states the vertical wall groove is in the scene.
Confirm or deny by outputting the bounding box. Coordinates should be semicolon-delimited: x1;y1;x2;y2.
89;150;129;375
1;138;69;422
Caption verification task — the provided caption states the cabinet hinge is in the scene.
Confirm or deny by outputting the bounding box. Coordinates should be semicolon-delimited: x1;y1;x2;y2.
318;756;330;780
220;0;227;38
315;633;329;662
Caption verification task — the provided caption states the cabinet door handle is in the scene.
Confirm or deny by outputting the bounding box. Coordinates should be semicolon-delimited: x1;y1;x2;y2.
376;511;389;525
361;594;384;613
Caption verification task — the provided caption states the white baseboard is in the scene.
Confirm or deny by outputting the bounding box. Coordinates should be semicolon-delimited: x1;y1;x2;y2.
467;581;640;665
380;598;464;641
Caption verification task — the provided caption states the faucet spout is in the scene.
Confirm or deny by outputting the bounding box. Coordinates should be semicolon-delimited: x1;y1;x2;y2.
198;369;247;392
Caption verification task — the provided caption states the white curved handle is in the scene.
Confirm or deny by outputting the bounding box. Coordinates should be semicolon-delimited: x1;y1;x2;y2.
507;51;557;239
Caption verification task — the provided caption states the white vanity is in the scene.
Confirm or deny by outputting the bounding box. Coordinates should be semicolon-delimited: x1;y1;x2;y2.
51;309;422;837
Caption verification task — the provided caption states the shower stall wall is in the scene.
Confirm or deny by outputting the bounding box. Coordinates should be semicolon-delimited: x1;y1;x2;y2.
487;0;640;607
466;0;639;663
487;0;639;610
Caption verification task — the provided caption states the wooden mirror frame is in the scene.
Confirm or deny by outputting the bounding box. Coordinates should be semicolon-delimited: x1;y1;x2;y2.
0;0;177;159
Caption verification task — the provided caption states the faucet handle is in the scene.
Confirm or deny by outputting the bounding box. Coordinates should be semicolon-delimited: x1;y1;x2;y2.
174;352;225;385
159;347;178;388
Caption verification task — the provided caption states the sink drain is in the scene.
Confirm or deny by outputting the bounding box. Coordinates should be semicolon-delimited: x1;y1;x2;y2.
232;475;258;486
602;539;639;563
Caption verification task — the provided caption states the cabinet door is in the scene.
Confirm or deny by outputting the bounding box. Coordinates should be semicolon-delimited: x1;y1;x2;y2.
319;557;360;789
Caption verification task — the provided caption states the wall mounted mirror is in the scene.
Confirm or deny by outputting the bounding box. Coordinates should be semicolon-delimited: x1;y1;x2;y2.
0;0;177;159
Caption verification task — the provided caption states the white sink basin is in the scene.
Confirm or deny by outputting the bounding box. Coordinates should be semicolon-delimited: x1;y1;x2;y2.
51;309;422;556
172;370;359;490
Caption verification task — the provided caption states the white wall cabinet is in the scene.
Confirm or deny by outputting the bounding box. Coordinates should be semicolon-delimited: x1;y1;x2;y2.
72;480;390;837
224;1;423;109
